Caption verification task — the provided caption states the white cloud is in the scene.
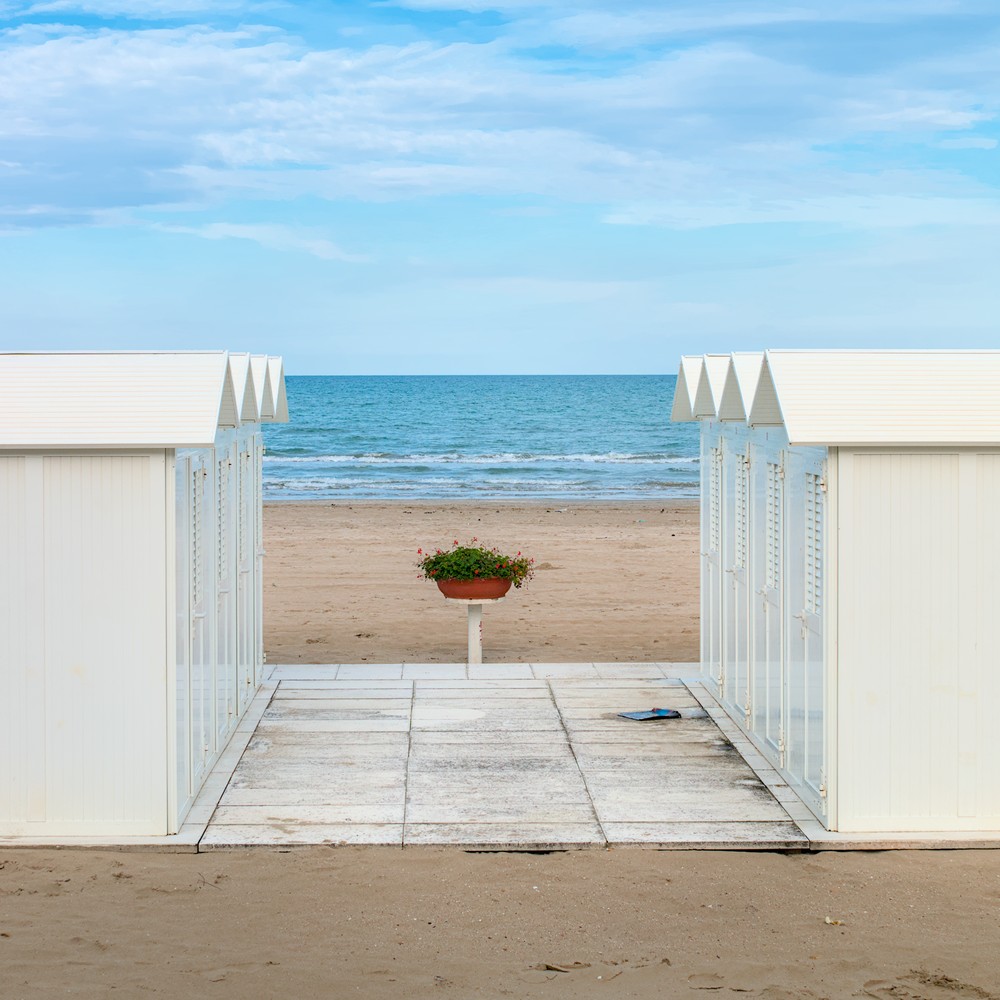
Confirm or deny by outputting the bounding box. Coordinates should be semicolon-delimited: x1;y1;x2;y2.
156;222;370;260
605;192;1000;229
7;0;259;14
0;4;996;229
937;136;998;149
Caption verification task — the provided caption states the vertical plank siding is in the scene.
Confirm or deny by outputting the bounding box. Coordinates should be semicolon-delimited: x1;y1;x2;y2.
0;458;33;826
0;454;168;835
837;450;1000;832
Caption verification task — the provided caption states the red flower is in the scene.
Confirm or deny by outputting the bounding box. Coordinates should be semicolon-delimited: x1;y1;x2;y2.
417;548;422;555
474;569;480;576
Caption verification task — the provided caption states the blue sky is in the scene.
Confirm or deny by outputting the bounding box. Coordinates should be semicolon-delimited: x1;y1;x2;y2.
1;0;998;373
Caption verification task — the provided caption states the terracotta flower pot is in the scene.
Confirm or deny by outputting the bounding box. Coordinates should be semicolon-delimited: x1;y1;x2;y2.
436;577;512;600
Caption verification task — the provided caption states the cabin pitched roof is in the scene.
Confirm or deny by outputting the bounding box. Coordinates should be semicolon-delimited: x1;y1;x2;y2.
228;353;260;423
717;352;764;421
674;349;1000;446
250;355;276;421
0;351;286;448
761;350;1000;445
669;355;703;422
267;357;289;423
692;354;730;419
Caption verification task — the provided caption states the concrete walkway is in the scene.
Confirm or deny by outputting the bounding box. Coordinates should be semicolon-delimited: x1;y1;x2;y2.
200;664;807;850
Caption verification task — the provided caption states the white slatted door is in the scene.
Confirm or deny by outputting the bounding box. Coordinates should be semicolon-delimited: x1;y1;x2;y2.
189;456;213;786
215;445;238;742
174;457;192;809
236;442;254;712
703;438;724;687
784;455;827;815
751;450;784;758
720;442;737;704
253;434;265;686
728;451;751;717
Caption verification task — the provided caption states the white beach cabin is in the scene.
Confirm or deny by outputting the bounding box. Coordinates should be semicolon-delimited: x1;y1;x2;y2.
674;350;1000;835
0;351;288;838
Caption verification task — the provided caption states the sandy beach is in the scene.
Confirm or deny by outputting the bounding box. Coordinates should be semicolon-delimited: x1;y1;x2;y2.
263;501;700;664
3;846;999;998
5;500;999;999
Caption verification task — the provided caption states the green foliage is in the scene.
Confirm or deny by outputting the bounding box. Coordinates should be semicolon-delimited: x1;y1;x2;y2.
417;539;535;588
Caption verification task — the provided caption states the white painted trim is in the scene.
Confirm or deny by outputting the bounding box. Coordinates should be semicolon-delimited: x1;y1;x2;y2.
824;447;839;831
165;450;179;834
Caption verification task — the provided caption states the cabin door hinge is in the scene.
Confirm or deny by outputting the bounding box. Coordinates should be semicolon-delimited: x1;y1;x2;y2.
778;731;786;769
819;773;828;799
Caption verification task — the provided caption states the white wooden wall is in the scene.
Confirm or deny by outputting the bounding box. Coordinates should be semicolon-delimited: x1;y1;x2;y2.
0;453;168;836
836;449;1000;832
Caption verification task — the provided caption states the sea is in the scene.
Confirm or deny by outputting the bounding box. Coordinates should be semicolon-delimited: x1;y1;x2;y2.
260;375;700;501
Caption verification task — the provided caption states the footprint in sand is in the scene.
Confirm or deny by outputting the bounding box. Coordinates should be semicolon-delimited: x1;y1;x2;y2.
862;971;997;1000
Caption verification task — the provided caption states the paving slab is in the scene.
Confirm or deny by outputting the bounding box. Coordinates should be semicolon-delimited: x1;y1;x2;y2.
602;821;808;847
337;665;405;679
200;823;404;847
404;823;604;847
401;665;468;679
276;680;413;692
405;800;597;825
468;664;534;679
256;718;411;733
212;804;406;825
530;664;600;678
266;705;412;721
219;787;407;807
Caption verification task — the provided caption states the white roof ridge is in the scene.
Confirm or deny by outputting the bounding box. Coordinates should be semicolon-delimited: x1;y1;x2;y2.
717;352;764;422
669;355;702;422
250;354;276;421
265;357;289;423
692;354;730;419
228;353;260;423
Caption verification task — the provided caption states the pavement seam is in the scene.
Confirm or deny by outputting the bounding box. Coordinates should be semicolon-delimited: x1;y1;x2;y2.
401;678;418;845
547;679;608;847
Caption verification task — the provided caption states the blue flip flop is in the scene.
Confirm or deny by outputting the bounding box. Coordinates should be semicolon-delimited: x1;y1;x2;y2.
618;708;682;721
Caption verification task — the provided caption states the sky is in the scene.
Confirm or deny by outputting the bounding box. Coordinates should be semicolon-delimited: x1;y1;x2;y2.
1;1;998;374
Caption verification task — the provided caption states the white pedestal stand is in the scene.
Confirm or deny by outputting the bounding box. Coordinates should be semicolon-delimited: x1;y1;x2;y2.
443;597;505;665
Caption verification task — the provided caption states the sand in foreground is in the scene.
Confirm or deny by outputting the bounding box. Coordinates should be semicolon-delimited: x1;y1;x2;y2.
3;847;998;999
264;501;699;664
